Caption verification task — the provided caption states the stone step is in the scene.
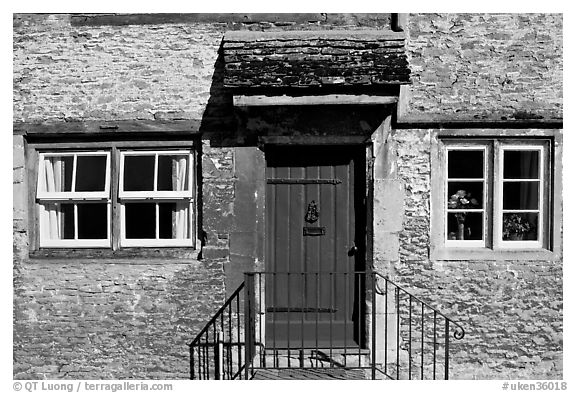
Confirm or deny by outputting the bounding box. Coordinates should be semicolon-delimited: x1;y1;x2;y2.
251;368;369;380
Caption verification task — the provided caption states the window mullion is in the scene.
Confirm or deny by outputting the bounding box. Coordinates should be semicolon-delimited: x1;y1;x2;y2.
71;154;77;192
154;153;159;192
112;146;121;250
492;140;501;249
156;203;160;240
74;203;78;240
154;153;159;240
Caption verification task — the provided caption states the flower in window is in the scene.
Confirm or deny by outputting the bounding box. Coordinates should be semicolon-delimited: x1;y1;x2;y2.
448;189;479;211
503;213;533;241
448;190;479;240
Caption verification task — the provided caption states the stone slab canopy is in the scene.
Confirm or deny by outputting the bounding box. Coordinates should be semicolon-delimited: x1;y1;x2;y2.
223;30;411;93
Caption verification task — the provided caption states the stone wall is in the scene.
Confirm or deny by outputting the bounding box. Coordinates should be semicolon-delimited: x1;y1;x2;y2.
13;135;28;265
404;13;563;121
13;14;224;123
13;259;226;379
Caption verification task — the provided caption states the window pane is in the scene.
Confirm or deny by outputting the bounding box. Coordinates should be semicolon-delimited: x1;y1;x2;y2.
447;212;483;240
158;155;189;191
447;183;483;210
43;203;74;239
61;204;75;239
76;155;107;192
124;155;155;191
77;203;108;239
503;213;538;241
504;150;539;179
158;202;190;239
448;150;484;179
41;156;73;192
125;203;156;239
502;182;539;210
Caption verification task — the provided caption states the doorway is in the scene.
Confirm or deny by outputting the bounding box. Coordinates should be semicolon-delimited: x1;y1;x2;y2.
265;145;366;349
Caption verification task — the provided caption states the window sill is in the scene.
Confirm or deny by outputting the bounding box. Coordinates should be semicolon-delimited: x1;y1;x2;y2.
29;247;200;263
431;247;560;261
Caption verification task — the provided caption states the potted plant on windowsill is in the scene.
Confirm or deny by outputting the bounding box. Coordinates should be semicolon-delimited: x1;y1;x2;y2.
503;214;533;241
447;190;479;240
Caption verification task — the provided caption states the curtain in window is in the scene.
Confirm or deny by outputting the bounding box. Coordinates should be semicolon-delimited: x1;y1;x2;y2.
174;156;189;239
43;157;64;239
519;151;539;211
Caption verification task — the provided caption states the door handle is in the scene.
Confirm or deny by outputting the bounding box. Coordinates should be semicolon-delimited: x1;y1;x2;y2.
348;245;358;256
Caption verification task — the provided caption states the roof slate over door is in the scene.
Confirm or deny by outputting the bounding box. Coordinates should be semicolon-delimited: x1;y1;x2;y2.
222;30;410;91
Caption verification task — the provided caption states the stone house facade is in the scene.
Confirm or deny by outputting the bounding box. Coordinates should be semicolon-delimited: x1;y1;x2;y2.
13;13;562;380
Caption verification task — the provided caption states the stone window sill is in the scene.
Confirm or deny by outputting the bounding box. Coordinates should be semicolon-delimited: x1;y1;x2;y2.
28;248;200;264
431;247;560;261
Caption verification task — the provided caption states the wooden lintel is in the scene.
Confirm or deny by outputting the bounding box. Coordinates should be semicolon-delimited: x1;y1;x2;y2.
14;119;203;136
259;135;370;146
234;94;398;107
394;117;563;129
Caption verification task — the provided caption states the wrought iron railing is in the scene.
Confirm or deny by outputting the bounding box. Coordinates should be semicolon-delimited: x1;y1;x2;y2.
189;282;247;380
188;271;465;380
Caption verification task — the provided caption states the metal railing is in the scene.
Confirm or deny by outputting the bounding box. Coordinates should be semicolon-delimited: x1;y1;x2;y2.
189;282;247;380
189;271;465;380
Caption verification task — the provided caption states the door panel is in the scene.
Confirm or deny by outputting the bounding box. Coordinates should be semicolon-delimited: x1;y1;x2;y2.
265;146;365;348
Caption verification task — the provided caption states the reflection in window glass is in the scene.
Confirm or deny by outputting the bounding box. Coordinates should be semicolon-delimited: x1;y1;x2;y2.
124;155;155;191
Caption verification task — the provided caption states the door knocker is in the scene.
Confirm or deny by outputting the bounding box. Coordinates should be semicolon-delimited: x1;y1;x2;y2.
305;200;319;223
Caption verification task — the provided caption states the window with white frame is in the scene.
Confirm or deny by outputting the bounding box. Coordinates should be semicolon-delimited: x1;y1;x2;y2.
119;150;194;247
36;148;195;249
442;139;549;250
37;152;111;247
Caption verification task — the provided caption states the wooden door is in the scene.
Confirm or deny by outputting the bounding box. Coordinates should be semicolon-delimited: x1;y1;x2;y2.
265;145;365;349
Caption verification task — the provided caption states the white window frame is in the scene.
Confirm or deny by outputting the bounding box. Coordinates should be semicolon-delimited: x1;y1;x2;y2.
119;150;194;199
119;150;195;247
37;151;111;248
495;145;544;249
37;151;111;200
38;203;112;248
445;145;488;248
440;139;549;251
